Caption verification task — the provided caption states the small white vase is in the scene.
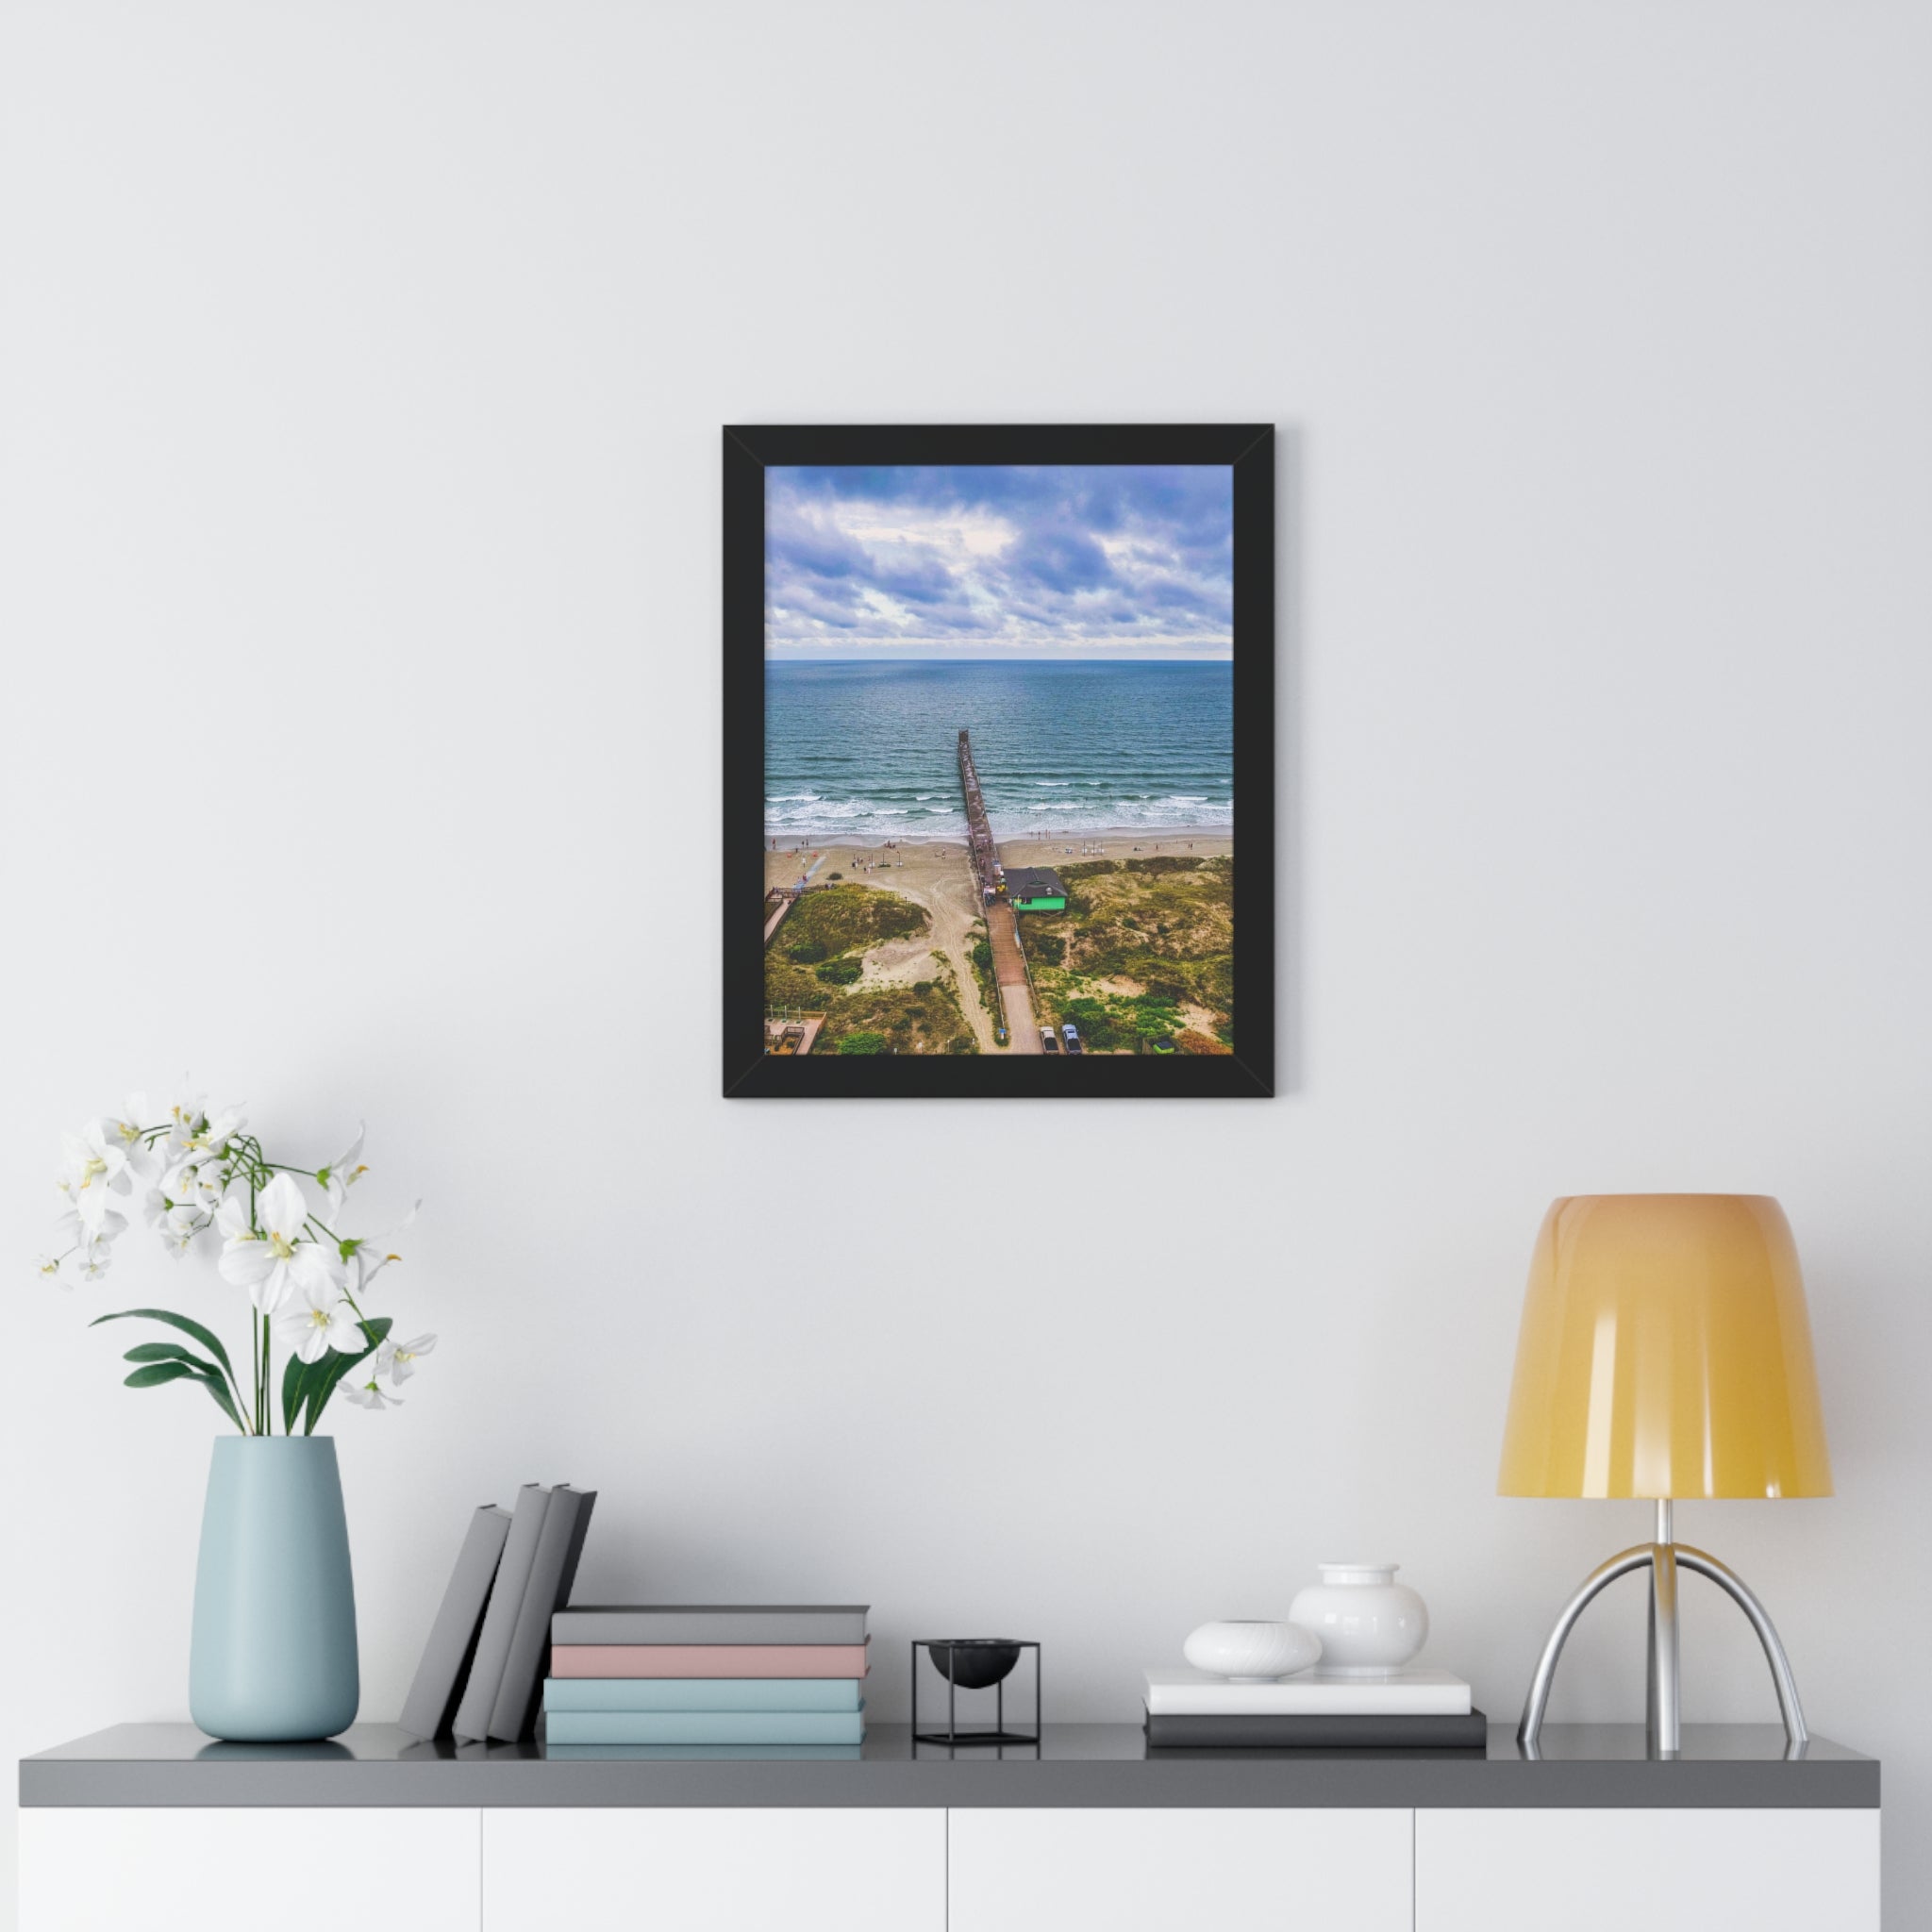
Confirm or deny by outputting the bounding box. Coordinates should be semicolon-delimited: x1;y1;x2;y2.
1182;1620;1322;1682
1288;1563;1428;1677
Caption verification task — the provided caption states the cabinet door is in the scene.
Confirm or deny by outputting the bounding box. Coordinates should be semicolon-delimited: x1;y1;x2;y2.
18;1807;480;1932
1416;1807;1880;1932
483;1807;944;1931
947;1807;1412;1932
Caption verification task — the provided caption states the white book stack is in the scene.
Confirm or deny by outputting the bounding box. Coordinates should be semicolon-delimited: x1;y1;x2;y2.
1142;1669;1486;1749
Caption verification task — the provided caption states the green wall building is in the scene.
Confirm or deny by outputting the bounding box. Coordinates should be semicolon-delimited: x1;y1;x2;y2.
1004;866;1068;912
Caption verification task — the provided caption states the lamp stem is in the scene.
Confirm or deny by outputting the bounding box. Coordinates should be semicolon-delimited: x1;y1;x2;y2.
1647;1497;1681;1757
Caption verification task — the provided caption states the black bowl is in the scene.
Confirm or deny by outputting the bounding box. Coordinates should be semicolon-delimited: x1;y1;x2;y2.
926;1640;1022;1690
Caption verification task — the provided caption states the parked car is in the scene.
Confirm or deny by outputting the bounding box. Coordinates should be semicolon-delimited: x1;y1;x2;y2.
1062;1022;1083;1054
1041;1026;1058;1053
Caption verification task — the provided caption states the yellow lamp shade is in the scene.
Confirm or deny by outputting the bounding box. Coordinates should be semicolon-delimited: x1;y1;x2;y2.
1498;1194;1832;1501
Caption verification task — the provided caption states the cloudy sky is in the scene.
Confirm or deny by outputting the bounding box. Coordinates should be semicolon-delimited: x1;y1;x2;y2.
765;464;1233;658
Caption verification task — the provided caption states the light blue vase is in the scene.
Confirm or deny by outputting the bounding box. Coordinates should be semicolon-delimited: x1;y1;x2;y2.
190;1436;359;1741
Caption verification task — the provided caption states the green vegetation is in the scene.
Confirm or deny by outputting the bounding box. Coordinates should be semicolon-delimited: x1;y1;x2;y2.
764;885;977;1054
1020;857;1234;1053
777;884;925;958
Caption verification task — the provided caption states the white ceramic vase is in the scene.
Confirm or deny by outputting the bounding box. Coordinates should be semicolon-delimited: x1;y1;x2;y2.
1181;1620;1323;1682
1287;1563;1427;1677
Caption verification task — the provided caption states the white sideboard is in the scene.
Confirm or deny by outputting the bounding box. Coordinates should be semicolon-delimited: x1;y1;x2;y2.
19;1807;481;1932
1415;1807;1881;1932
948;1807;1411;1931
17;1722;1881;1932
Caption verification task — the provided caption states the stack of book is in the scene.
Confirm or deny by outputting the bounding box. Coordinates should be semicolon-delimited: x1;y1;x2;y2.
1142;1667;1487;1748
399;1483;600;1745
542;1605;870;1756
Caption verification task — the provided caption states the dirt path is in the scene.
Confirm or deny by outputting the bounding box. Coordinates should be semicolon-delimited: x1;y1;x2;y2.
900;894;999;1052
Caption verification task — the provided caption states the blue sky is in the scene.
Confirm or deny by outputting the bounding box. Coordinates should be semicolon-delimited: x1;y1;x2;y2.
765;464;1233;659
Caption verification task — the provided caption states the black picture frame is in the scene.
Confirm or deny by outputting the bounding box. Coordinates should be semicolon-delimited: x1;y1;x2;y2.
724;423;1274;1098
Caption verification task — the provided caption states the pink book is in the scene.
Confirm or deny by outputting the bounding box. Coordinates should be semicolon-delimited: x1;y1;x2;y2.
550;1641;871;1679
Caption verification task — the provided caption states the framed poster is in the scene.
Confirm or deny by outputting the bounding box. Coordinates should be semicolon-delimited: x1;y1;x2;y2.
724;424;1274;1097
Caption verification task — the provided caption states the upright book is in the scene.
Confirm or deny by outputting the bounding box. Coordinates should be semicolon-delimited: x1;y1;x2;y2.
399;1503;512;1740
552;1605;869;1646
487;1485;598;1741
452;1484;555;1741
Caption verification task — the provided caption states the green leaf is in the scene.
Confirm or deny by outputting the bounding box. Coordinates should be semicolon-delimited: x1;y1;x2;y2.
92;1308;238;1386
301;1315;391;1434
124;1341;217;1368
125;1361;197;1389
122;1341;245;1429
282;1352;307;1434
192;1367;248;1433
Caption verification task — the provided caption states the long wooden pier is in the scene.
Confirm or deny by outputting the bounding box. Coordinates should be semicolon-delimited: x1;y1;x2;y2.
957;729;1041;1053
958;729;999;899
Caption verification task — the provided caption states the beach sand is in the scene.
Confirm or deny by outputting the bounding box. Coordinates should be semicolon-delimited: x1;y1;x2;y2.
764;824;1233;877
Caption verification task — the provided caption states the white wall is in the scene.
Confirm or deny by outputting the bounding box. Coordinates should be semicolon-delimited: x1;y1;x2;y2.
3;1;1928;1923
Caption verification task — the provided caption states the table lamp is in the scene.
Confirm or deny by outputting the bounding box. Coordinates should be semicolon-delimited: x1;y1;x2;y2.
1498;1194;1832;1757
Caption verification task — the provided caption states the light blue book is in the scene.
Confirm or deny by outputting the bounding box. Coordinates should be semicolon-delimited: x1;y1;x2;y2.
544;1677;864;1715
544;1742;864;1760
543;1708;866;1746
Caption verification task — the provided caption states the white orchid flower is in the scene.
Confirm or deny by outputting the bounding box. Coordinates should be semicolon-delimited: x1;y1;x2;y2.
338;1373;402;1410
102;1094;159;1181
375;1333;437;1384
73;1237;114;1283
215;1191;252;1241
160;1156;229;1215
275;1276;365;1364
34;1254;65;1283
347;1199;421;1294
60;1121;131;1228
317;1124;368;1224
179;1106;245;1162
162;1204;208;1256
164;1091;208;1150
217;1173;343;1313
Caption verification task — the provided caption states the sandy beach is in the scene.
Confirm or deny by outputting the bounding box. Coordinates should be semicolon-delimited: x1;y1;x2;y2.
763;825;1234;880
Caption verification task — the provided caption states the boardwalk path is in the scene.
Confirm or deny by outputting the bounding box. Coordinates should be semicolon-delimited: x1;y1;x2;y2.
958;729;1041;1055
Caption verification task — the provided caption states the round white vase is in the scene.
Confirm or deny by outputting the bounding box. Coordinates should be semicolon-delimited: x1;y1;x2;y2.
1182;1620;1322;1682
1287;1563;1427;1677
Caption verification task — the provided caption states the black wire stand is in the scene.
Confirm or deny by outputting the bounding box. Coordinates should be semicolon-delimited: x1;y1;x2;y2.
911;1640;1041;1749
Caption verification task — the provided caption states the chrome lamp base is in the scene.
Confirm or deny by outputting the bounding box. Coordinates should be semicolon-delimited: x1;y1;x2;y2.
1518;1501;1809;1758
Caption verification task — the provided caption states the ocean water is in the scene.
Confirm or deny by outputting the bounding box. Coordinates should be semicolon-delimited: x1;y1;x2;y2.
765;659;1233;840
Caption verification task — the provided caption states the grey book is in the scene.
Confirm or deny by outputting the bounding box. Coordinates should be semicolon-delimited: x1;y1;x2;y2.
551;1605;870;1645
452;1485;555;1740
487;1486;598;1741
1143;1708;1490;1750
398;1504;512;1740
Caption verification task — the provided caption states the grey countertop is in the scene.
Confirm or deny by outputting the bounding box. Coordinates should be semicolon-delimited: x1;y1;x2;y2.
21;1723;1876;1809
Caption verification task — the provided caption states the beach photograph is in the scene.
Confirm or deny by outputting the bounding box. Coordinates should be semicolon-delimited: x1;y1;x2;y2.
760;462;1237;1059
